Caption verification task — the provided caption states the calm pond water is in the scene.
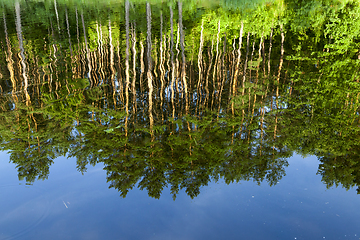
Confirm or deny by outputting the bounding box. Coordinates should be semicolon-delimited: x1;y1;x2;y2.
0;0;360;239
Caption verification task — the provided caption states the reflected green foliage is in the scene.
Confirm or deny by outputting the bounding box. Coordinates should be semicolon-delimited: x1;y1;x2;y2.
0;0;360;199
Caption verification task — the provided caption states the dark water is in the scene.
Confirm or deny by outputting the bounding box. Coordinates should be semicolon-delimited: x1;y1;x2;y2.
0;0;360;239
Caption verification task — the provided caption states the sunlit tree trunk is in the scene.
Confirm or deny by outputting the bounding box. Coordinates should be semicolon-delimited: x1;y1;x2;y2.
217;33;227;117
3;11;17;98
131;23;137;118
75;7;80;47
248;36;256;114
175;24;180;95
140;38;145;93
273;26;285;146
196;20;204;116
81;11;92;88
204;38;214;108
276;26;284;100
170;6;176;119
74;7;81;78
116;41;124;104
211;20;221;110
260;28;273;142
267;28;273;77
228;37;236;109
159;13;165;121
65;8;73;56
241;32;250;119
231;22;243;114
49;16;61;95
109;17;117;106
125;0;131;136
147;3;154;133
15;1;30;105
98;22;106;84
54;0;60;33
178;0;188;113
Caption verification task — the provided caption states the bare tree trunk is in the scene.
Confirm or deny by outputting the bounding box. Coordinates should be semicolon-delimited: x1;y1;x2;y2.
231;22;243;113
274;26;285;146
204;39;214;108
3;11;17;98
109;17;117;106
131;23;137;118
217;33;227;117
196;20;204;116
65;8;73;56
125;0;131;136
54;0;60;33
211;20;221;110
159;13;165;121
147;3;154;133
170;6;176;119
15;1;30;105
241;32;250;118
178;0;188;113
267;28;273;77
81;11;92;88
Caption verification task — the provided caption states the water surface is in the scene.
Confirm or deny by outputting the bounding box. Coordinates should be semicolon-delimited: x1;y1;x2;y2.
0;0;360;239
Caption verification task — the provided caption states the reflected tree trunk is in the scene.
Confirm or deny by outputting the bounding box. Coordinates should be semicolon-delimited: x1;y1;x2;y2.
54;0;60;33
15;1;30;105
3;11;16;98
211;20;221;110
178;0;188;113
109;17;117;106
274;26;285;147
65;8;73;56
146;3;154;132
125;0;131;136
159;13;165;121
81;11;92;88
131;23;137;118
267;28;273;77
204;38;214;108
170;6;175;119
231;22;243;114
196;20;204;116
241;32;250;118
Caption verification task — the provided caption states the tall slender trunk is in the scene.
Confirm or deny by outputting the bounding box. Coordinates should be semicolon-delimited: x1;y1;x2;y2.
15;1;30;105
175;24;180;94
170;6;176;119
147;3;154;133
65;8;73;56
211;20;221;110
159;13;165;121
267;28;273;77
204;39;214;108
241;32;250;119
131;23;137;118
196;20;204;116
109;17;116;104
125;1;131;135
3;11;16;97
81;11;92;87
178;0;188;113
54;0;60;33
248;36;255;118
274;26;285;143
229;36;236;110
140;39;145;93
231;22;243;114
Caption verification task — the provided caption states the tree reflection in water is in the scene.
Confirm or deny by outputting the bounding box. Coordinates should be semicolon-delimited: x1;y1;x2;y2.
0;0;360;199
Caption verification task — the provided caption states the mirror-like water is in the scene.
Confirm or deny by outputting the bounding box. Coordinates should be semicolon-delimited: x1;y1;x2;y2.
0;0;360;239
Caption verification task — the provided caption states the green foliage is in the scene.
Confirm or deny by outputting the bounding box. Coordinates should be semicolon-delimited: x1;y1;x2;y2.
1;0;360;199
